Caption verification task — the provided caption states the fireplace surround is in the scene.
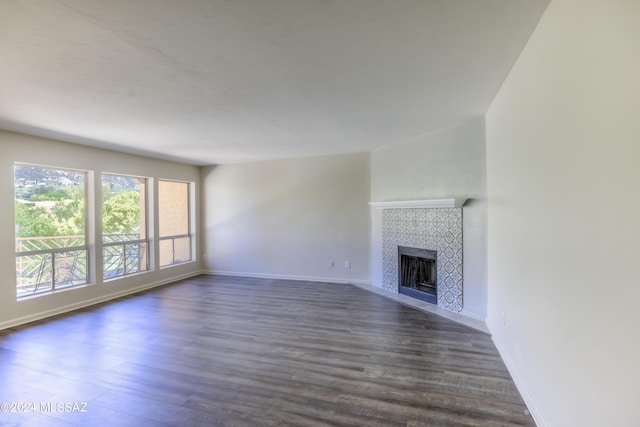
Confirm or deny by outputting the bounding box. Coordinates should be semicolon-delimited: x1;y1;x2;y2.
371;199;465;313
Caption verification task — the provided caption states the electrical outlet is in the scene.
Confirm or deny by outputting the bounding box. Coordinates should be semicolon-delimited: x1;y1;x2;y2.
344;260;351;269
203;254;207;261
500;311;506;326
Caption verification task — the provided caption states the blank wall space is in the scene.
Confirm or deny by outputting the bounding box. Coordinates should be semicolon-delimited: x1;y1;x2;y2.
202;152;370;283
485;0;640;425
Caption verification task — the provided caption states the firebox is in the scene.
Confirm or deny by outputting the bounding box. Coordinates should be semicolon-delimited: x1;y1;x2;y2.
398;246;437;304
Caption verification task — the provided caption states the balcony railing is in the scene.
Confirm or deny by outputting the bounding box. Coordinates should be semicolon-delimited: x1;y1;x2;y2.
16;233;191;298
16;239;88;298
15;234;147;298
103;234;148;280
16;236;85;253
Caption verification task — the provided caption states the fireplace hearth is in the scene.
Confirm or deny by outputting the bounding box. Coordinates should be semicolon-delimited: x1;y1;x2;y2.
398;245;437;304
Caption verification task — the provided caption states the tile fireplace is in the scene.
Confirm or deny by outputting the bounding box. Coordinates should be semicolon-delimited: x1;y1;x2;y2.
371;199;465;313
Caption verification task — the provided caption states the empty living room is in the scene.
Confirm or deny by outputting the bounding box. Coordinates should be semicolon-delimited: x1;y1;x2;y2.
0;1;638;426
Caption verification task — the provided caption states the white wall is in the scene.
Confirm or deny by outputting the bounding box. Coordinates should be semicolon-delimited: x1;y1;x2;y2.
370;118;487;319
202;152;370;284
485;0;640;425
0;131;202;329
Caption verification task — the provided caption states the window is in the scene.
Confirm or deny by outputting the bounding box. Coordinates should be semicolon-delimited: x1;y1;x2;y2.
13;164;196;299
102;174;149;279
14;164;87;298
158;180;192;267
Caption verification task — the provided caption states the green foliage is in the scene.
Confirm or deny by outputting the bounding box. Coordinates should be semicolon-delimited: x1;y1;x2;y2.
30;189;69;201
15;203;59;237
15;185;85;238
15;184;141;239
53;185;85;235
102;190;140;234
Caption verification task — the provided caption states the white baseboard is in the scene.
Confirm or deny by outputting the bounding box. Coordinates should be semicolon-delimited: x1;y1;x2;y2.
203;269;371;286
487;319;548;427
460;308;487;323
0;271;201;331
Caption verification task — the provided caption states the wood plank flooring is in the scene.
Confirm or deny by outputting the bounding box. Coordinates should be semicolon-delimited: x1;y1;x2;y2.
0;275;535;426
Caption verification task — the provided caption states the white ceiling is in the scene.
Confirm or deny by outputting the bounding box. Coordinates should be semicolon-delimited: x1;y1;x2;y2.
0;0;549;165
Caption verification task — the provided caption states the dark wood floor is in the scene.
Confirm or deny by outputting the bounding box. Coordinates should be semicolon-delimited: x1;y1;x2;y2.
0;275;534;427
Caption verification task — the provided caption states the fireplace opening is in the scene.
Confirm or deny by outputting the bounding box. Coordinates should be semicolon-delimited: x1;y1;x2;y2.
398;246;437;304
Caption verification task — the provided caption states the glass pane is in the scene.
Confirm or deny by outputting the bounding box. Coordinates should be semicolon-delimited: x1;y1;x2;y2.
159;237;191;268
159;180;192;266
103;245;125;279
16;236;85;253
54;250;87;289
102;175;146;242
159;239;173;268
103;242;149;280
125;242;148;274
158;181;189;237
173;236;191;264
16;250;87;298
15;165;86;250
15;165;87;299
16;253;52;297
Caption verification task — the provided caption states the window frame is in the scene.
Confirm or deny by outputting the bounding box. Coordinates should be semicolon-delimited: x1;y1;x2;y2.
158;179;194;268
14;163;89;298
101;173;150;281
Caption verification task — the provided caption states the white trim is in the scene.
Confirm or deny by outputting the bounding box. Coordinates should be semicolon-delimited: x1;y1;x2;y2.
369;198;467;209
0;271;201;331
203;270;371;286
460;308;487;322
488;319;549;427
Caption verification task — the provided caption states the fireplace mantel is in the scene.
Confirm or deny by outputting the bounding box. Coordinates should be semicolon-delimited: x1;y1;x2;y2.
369;198;467;209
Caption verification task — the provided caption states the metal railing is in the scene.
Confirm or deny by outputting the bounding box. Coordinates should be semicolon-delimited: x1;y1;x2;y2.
16;234;148;298
15;233;190;298
16;235;85;253
16;242;88;298
103;238;148;280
